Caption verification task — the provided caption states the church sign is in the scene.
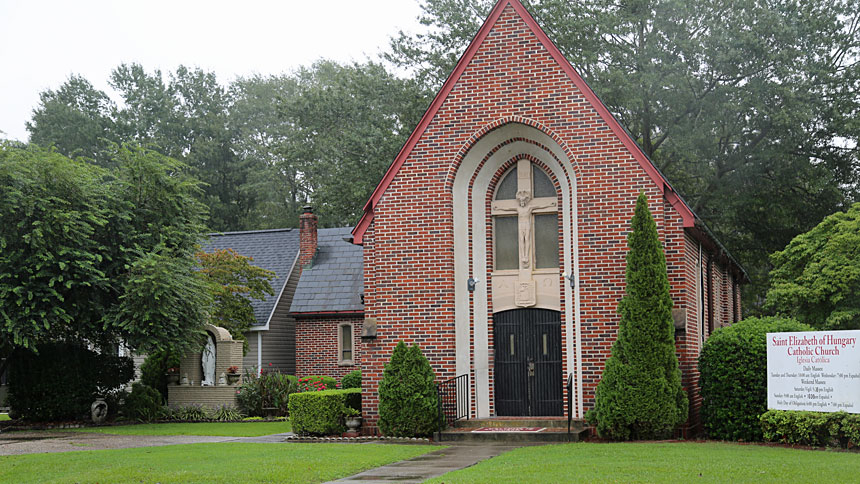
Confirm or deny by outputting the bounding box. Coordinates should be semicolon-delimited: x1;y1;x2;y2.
767;330;860;413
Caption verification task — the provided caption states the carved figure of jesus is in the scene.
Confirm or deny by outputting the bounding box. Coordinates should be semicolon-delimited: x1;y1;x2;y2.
494;189;556;269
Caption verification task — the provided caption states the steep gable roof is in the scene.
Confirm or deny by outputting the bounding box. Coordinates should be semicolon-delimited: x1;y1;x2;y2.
351;0;747;281
203;228;300;328
290;227;364;315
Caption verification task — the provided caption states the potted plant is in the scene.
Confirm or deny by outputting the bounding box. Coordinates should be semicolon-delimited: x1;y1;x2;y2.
226;366;241;385
165;367;180;385
344;407;362;432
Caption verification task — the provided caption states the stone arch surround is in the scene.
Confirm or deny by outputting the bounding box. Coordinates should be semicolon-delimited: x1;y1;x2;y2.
451;121;583;418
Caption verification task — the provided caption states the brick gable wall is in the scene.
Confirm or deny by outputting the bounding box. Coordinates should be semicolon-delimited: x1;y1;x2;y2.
359;4;739;434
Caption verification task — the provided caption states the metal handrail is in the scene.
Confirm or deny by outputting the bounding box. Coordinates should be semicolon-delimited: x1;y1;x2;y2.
437;373;469;431
567;372;574;441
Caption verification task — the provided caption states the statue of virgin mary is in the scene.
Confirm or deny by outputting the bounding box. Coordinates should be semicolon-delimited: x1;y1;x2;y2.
201;333;216;386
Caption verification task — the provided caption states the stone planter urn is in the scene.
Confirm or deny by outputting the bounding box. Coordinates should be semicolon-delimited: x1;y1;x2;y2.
345;416;362;432
91;398;108;424
226;373;241;385
166;372;180;385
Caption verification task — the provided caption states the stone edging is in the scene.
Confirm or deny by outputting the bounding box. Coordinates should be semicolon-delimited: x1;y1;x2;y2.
285;435;432;443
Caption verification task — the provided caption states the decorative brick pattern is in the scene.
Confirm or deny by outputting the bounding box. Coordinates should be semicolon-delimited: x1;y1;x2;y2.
357;2;743;434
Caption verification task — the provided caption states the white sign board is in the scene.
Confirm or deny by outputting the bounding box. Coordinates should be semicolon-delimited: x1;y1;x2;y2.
767;330;860;413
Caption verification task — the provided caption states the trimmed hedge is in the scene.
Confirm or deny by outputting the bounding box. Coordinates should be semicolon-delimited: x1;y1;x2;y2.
288;388;361;435
698;317;812;441
8;343;134;421
761;410;860;448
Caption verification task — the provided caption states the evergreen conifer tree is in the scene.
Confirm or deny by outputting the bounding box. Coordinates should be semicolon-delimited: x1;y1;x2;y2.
589;193;688;439
378;341;439;437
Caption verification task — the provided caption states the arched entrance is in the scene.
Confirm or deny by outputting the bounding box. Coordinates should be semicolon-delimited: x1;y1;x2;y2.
493;308;563;416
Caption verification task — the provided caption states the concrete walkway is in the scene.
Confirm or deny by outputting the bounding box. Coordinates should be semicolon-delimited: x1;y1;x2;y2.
0;431;236;455
327;443;527;484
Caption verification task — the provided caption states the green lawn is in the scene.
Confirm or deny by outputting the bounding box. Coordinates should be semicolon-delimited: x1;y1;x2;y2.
0;413;9;421
0;442;436;484
68;420;292;437
426;441;860;483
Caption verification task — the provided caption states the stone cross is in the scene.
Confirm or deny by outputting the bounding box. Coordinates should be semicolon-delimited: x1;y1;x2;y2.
492;159;557;306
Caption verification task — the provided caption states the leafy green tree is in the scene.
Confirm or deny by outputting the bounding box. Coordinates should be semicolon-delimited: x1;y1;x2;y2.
765;203;860;329
378;341;439;437
273;61;430;227
588;193;687;440
0;142;211;356
195;248;275;345
387;0;860;309
229;74;308;229
26;75;119;164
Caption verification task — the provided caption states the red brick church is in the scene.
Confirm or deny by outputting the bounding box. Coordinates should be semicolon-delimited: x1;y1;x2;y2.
349;0;746;432
204;0;746;435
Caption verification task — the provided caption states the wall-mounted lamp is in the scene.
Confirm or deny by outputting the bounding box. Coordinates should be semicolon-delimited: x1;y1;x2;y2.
467;277;480;292
562;271;576;289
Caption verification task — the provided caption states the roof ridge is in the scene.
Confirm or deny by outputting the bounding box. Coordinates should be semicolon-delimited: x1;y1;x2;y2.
208;228;295;236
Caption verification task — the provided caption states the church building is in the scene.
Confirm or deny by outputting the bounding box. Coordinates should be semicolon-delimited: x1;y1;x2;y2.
350;0;746;432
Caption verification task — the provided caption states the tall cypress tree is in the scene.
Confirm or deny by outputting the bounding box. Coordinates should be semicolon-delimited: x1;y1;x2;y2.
589;193;688;440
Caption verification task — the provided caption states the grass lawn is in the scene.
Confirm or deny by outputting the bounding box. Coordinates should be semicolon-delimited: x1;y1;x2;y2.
67;420;292;437
0;442;436;484
426;441;860;483
0;413;9;421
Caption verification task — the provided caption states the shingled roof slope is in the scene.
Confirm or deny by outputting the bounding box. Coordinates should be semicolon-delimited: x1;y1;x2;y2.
203;228;300;327
290;227;364;314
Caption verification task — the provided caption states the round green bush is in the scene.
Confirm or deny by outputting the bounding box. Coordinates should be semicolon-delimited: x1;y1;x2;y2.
699;316;812;441
378;341;438;437
123;382;163;422
341;369;361;389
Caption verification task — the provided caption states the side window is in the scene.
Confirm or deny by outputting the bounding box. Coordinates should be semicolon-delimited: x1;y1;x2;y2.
339;323;354;365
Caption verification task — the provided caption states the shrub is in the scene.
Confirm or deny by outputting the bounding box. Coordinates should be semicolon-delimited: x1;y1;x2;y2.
7;343;134;421
378;341;439;437
210;405;244;422
139;351;180;402
298;375;337;392
236;371;298;417
760;410;860;448
172;404;209;421
588;193;687;440
341;370;362;389
288;388;360;435
699;316;812;441
123;383;163;422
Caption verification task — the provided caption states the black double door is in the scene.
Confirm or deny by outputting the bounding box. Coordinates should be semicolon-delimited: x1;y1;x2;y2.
493;308;563;416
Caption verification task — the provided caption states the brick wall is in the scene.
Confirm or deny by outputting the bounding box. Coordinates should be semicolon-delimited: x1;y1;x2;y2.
359;3;740;433
295;316;363;382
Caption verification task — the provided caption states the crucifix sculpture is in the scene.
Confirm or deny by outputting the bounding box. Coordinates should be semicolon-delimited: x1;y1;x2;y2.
492;159;558;306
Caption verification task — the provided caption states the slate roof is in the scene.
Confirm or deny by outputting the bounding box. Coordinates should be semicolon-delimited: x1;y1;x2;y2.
203;228;300;327
290;227;364;314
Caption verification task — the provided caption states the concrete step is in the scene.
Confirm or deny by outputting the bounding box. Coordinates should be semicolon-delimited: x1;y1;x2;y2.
452;417;584;429
437;425;589;443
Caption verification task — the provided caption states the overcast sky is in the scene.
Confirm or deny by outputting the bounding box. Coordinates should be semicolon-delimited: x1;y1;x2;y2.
0;0;425;142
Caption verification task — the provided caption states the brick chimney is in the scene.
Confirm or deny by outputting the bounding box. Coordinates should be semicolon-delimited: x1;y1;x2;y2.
299;206;318;269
